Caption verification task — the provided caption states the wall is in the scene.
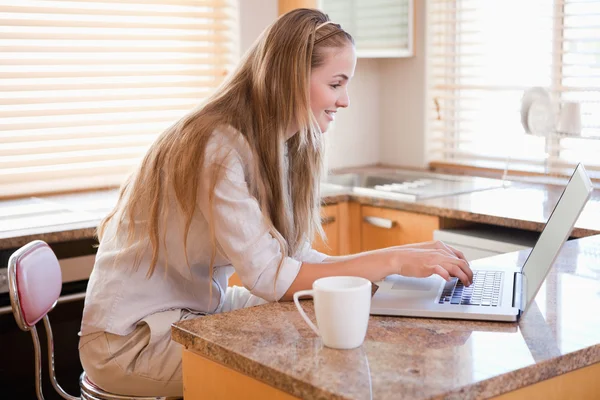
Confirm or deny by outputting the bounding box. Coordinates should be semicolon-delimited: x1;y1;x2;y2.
239;0;278;54
325;59;381;170
329;1;428;170
238;0;426;170
378;0;427;169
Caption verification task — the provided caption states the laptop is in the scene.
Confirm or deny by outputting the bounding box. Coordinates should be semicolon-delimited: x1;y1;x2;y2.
370;163;594;322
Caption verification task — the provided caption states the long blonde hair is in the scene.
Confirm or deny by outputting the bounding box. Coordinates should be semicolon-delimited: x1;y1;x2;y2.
98;9;354;284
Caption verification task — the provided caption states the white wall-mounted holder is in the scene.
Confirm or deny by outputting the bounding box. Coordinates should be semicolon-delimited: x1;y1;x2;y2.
521;87;555;138
518;87;586;176
556;102;582;137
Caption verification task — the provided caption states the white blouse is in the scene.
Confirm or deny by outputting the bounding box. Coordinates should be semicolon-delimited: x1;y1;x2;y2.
80;126;327;336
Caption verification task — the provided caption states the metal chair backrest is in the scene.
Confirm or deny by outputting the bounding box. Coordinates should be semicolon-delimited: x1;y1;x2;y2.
8;240;78;400
9;240;182;400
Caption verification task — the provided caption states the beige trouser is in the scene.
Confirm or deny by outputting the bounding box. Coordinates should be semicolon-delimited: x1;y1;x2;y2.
79;286;268;397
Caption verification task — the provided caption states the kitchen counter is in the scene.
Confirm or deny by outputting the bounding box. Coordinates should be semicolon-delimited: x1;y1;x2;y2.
343;181;600;238
0;189;119;250
172;234;600;399
1;168;599;250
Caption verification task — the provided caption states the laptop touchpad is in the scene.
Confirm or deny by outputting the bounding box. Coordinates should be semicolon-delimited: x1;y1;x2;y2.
388;275;440;291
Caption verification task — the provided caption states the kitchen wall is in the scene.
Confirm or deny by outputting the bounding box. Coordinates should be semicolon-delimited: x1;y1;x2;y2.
325;59;381;171
239;0;278;54
379;0;427;169
238;0;427;170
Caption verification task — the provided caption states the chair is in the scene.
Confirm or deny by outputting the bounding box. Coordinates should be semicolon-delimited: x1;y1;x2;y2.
8;240;181;400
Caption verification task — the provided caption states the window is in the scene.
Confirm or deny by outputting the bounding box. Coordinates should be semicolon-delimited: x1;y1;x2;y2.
0;0;237;198
428;0;600;178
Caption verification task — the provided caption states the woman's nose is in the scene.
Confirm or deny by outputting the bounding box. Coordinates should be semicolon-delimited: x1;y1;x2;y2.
337;91;350;108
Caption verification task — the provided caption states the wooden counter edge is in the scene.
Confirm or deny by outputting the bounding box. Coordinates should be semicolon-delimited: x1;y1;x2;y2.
182;348;300;400
491;362;600;400
181;346;600;400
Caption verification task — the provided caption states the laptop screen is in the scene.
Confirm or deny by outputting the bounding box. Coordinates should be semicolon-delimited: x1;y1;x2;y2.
520;163;593;309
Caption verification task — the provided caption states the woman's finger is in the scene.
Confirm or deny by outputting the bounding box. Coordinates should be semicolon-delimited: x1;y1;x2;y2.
435;240;466;260
436;252;473;283
444;243;468;262
443;262;471;286
432;248;459;259
432;264;451;282
452;257;473;282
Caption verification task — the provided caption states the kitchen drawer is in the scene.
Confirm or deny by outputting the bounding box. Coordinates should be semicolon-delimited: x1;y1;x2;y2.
312;204;340;256
360;206;440;251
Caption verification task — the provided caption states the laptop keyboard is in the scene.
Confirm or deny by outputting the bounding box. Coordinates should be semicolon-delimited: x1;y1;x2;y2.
438;271;503;306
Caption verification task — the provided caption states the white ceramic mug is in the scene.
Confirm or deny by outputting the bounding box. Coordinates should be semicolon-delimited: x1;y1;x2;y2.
293;276;372;349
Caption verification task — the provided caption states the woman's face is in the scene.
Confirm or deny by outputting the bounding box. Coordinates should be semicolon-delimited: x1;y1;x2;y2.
310;44;356;133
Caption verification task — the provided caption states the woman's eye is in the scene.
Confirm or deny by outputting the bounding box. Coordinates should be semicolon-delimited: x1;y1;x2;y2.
330;84;341;89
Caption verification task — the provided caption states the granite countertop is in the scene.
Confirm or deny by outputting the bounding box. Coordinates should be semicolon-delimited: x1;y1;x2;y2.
0;186;350;250
1;168;599;250
348;182;600;238
0;189;120;250
172;235;600;400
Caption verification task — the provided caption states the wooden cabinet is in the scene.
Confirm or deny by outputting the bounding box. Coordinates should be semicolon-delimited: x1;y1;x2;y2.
320;0;414;58
360;205;441;251
228;202;462;286
312;204;340;256
229;272;243;287
278;0;317;15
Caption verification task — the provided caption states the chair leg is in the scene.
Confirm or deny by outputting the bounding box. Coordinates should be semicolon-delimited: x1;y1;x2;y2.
29;326;45;400
42;316;79;400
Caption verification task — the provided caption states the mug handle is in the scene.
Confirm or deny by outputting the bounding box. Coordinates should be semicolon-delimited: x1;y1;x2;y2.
293;290;320;337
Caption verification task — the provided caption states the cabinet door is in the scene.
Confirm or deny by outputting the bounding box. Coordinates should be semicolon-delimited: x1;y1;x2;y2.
360;206;440;251
229;272;243;287
320;0;414;58
312;204;340;256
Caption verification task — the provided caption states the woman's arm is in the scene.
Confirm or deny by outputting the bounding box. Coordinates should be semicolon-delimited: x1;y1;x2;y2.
281;242;472;301
322;240;467;263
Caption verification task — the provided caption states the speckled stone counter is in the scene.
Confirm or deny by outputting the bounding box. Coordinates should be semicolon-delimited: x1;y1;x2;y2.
172;235;600;399
2;172;599;250
360;181;600;239
0;186;350;250
0;189;120;250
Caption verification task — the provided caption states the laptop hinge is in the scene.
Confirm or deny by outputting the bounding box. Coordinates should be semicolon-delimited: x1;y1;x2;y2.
512;272;526;312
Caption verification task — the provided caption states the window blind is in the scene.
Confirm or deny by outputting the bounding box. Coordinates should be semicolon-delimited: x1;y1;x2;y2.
0;0;237;198
428;0;600;178
321;0;413;57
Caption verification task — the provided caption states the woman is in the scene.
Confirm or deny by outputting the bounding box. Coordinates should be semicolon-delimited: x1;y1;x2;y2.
79;8;472;397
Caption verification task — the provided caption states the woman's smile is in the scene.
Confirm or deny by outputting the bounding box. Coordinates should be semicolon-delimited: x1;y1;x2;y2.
324;110;336;122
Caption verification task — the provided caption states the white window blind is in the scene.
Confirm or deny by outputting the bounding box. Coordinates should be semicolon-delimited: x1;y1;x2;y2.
428;0;600;178
0;0;237;198
321;0;413;57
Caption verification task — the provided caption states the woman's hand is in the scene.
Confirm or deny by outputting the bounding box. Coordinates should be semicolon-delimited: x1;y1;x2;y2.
390;241;473;286
283;240;473;300
400;240;468;261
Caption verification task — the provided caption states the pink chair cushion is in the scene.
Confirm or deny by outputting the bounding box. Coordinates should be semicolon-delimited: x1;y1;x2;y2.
16;243;62;327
